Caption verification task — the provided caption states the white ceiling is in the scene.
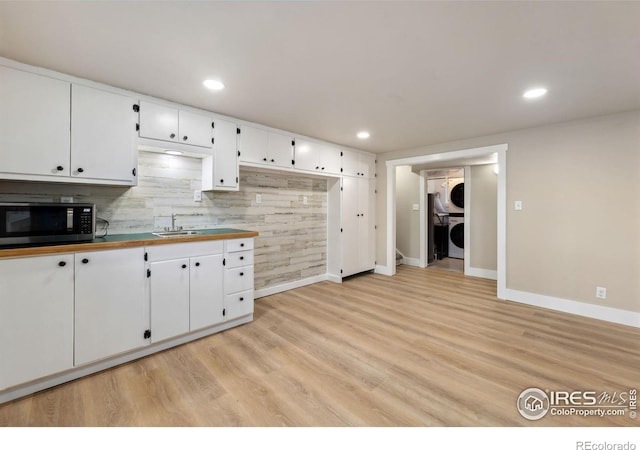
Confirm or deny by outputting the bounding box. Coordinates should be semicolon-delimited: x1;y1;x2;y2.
1;1;639;154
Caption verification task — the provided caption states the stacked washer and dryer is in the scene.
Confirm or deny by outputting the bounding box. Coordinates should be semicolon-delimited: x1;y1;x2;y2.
447;177;464;259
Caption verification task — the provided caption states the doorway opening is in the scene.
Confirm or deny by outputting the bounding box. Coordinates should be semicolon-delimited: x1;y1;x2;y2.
425;168;465;273
384;143;507;299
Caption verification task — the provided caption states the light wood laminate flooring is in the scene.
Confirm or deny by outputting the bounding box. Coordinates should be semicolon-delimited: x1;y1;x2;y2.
1;266;638;426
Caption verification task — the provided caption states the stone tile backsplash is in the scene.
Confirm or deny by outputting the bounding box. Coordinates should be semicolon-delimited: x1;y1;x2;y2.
0;151;328;290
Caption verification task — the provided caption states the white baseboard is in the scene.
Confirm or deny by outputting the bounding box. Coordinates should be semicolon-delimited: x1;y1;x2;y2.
466;267;498;280
503;288;640;328
375;264;394;276
327;273;342;284
402;257;422;268
254;274;328;299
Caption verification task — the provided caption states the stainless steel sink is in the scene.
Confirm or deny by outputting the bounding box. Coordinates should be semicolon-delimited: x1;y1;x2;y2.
152;230;200;237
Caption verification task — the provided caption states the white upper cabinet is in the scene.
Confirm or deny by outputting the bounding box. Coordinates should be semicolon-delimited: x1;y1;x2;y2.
238;125;268;164
294;139;341;175
0;66;71;177
0;65;137;185
138;100;212;149
179;110;214;148
202;118;239;191
342;150;376;178
238;125;294;169
138;100;179;143
267;132;295;168
71;85;137;184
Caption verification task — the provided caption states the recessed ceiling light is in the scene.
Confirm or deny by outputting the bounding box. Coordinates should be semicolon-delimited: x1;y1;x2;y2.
203;79;225;91
357;131;370;139
166;150;183;156
523;87;547;99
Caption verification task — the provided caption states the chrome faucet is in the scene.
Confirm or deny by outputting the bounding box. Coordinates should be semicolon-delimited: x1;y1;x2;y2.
164;213;183;232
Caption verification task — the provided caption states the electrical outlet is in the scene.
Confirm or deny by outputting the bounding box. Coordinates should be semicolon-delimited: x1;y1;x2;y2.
596;286;607;300
193;190;202;202
412;203;419;211
256;194;262;204
303;196;308;205
515;201;523;211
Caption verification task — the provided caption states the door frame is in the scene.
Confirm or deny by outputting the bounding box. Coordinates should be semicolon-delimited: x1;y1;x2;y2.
384;143;507;299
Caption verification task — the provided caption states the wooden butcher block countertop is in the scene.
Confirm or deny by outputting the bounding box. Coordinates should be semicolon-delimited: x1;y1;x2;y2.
0;228;259;258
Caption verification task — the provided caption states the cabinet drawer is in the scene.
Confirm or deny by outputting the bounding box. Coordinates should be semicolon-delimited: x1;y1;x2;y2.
226;250;253;269
225;290;254;321
225;238;254;253
147;240;223;261
224;266;254;294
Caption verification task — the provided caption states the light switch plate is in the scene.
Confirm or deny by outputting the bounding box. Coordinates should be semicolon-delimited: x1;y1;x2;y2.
256;194;262;204
194;190;202;202
412;203;419;211
303;196;308;205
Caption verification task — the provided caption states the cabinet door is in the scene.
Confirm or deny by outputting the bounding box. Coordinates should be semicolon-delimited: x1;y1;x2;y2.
74;248;147;366
213;118;239;189
224;266;254;294
179;110;213;148
71;85;137;183
358;178;376;271
342;150;376;178
225;250;254;268
238;125;268;164
342;150;360;177
320;145;342;175
190;254;225;330
0;254;74;390
293;139;320;171
267;132;294;168
341;176;361;277
149;258;190;342
0;66;70;177
225;290;254;321
361;153;376;179
138;100;179;143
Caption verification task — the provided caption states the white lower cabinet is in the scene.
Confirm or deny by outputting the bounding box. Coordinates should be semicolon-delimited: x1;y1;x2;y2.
148;257;191;343
74;248;147;366
224;238;255;321
146;241;225;342
190;253;225;330
0;235;255;402
0;254;74;391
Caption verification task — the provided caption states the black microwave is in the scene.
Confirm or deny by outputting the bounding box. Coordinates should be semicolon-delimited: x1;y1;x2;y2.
0;202;96;246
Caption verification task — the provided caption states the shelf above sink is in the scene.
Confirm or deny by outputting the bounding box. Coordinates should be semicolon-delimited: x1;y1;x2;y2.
152;231;201;237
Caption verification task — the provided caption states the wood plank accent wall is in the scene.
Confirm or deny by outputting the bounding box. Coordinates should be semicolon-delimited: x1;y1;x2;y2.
0;152;328;290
